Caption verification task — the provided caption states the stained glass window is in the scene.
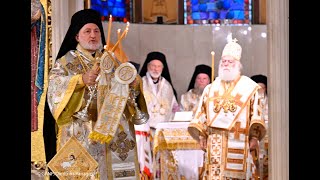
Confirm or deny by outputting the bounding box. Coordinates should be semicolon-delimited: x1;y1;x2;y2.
184;0;251;25
90;0;131;22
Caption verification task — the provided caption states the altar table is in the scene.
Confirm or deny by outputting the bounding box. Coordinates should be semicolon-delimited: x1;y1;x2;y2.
153;122;205;180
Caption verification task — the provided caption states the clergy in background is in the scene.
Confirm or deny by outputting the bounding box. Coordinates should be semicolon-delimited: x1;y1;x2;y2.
180;64;212;116
135;51;179;179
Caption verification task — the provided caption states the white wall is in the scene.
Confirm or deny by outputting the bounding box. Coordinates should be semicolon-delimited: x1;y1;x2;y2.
50;0;267;102
105;23;267;102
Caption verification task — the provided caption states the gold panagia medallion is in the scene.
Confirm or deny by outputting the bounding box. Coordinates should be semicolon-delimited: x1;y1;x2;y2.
47;136;98;180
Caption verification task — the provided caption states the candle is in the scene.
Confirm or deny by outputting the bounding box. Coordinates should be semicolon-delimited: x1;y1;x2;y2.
211;51;215;82
106;15;112;49
111;25;129;52
117;29;122;49
124;22;130;38
117;29;123;61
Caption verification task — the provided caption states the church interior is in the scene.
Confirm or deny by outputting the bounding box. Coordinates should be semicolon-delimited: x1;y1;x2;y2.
31;0;289;179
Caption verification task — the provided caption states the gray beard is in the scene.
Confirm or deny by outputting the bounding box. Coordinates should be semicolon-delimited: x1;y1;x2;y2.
193;86;204;95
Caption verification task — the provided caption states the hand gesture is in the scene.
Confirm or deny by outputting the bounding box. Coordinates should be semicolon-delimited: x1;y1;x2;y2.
82;69;99;86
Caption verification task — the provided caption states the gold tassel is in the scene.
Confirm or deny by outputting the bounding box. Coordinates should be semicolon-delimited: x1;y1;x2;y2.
89;131;113;144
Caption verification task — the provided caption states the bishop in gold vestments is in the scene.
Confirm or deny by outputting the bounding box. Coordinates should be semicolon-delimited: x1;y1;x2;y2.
188;35;266;180
47;9;148;179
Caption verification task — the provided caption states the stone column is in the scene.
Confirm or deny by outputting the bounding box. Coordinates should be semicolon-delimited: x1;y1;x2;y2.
267;0;289;179
51;1;83;62
51;0;69;62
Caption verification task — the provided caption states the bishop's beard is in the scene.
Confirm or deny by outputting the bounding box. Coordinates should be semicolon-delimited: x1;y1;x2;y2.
193;85;205;95
80;41;103;52
218;65;240;81
148;71;162;79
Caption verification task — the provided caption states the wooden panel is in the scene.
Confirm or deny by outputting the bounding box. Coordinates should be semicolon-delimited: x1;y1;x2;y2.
141;0;179;24
260;0;267;24
133;0;142;23
135;0;185;24
252;0;260;24
178;0;184;24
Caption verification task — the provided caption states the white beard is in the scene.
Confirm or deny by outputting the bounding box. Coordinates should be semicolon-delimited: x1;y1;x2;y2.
218;66;240;81
80;41;103;52
149;71;161;79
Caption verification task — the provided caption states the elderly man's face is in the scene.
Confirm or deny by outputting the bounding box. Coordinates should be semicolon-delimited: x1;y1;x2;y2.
147;59;164;79
195;73;210;90
76;23;103;53
218;55;241;81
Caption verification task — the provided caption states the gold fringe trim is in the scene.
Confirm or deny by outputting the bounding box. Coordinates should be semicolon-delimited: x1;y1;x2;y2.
89;131;113;144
